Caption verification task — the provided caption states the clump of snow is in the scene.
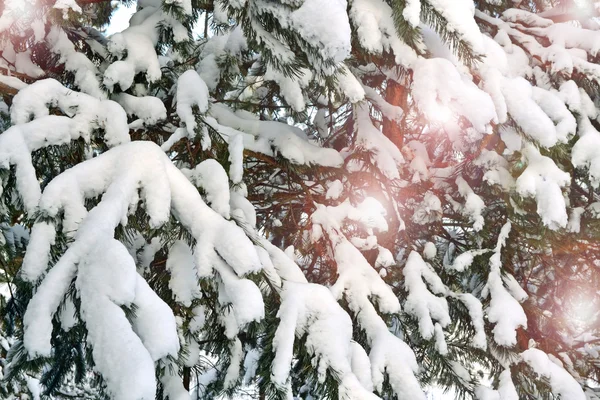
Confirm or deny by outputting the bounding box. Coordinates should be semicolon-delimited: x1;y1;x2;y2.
114;93;167;125
272;282;378;399
228;134;244;184
412;192;443;225
427;0;484;53
165;241;201;307
349;0;419;66
14;50;44;78
54;0;81;14
354;103;405;179
1;79;128;212
20;141;265;399
455;177;485;231
516;144;570;229
223;338;243;388
289;0;351;65
209;103;343;167
74;240;165;400
310;199;424;399
211;254;264;338
336;64;365;102
456;293;487;349
498;369;519;400
405;140;431;183
264;66;313;111
412;57;496;134
483;222;528;346
104;3;189;89
197;27;248;90
567;207;585;233
474;149;514;189
501;78;559;148
350;341;373;391
25;376;41;400
177;70;210;136
403;0;421;27
434;323;448;355
182;159;231;218
572;117;600;188
403;251;450;340
47;27;104;98
475;369;519;400
375;246;395;268
20;222;56;282
326;180;344;200
161;363;190;400
521;349;585;399
138;237;162;272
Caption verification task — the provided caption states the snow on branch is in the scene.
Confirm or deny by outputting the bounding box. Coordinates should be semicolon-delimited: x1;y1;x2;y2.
20;141;262;399
0;79;129;212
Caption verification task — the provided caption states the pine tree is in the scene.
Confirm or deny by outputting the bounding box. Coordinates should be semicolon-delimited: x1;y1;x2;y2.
0;0;599;399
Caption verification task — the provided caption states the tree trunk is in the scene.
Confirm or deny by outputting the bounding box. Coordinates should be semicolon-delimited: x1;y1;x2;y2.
183;367;191;391
382;79;407;150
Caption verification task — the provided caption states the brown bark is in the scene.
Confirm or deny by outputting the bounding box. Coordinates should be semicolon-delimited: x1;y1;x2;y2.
183;367;191;390
259;386;266;400
0;81;19;97
382;79;407;150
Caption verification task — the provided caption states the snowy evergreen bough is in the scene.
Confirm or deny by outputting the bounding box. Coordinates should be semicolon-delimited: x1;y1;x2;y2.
1;0;600;399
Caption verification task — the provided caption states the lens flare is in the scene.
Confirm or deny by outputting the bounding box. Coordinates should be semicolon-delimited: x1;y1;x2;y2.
0;0;39;35
429;101;452;124
563;288;599;334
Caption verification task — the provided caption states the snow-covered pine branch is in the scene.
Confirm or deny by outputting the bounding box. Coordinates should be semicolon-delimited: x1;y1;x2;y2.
0;0;599;399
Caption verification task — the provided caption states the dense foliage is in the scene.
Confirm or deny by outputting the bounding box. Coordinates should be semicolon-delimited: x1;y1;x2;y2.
1;0;600;399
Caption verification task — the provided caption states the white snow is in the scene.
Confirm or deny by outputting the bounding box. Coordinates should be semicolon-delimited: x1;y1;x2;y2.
403;251;450;340
349;0;419;66
47;27;104;98
455;177;485;231
427;0;484;53
456;293;487;349
209;103;344;167
423;242;437;260
521;349;585;399
516;144;570;229
182;159;231;218
354;103;405;179
177;70;210;136
483;222;528;346
309;199;424;399
272;281;378;399
166;241;201;307
403;0;421;27
228;134;245;184
20;141;265;399
1;79;128;212
325;180;345;200
114;93;167;125
75;240;160;400
573;117;600;188
411;57;496;134
290;0;351;64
